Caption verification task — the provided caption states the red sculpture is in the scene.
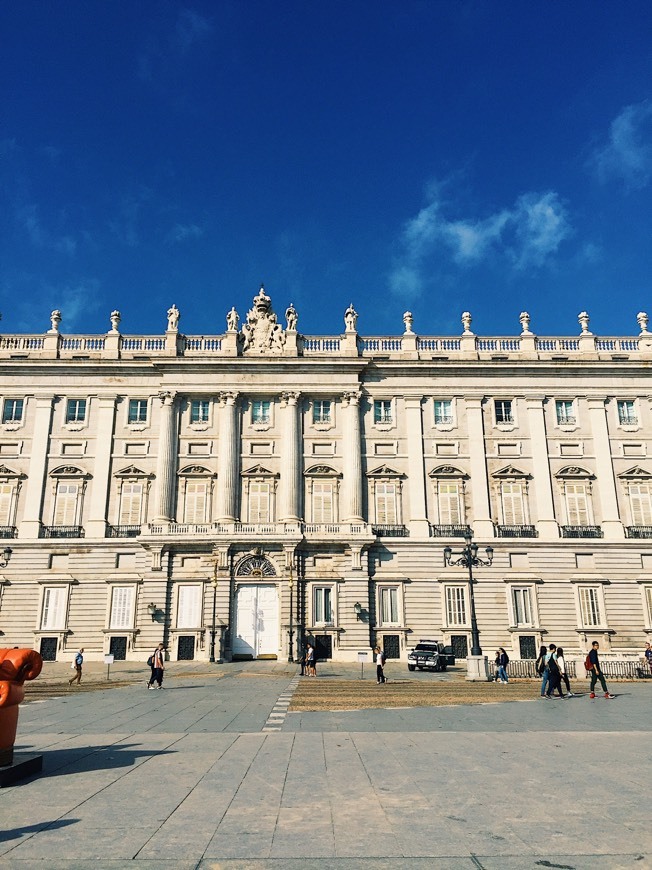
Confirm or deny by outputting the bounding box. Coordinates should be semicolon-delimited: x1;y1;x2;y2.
0;648;43;766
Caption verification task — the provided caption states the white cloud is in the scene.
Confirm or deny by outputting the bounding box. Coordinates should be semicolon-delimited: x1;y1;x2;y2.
169;223;204;242
16;204;77;255
389;184;571;300
590;100;652;189
176;8;212;53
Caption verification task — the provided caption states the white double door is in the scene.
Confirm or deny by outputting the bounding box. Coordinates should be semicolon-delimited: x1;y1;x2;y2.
233;584;279;658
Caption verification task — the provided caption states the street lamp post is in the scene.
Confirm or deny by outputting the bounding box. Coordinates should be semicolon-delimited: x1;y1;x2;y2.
288;563;294;663
443;531;494;680
209;571;218;664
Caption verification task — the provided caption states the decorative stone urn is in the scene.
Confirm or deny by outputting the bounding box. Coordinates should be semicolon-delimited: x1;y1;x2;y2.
0;649;43;766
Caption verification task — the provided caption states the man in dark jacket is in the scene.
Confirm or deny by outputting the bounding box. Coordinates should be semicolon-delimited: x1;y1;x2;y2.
588;641;614;699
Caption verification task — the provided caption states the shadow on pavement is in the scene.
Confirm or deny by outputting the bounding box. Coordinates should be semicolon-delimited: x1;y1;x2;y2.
42;743;175;777
0;818;78;843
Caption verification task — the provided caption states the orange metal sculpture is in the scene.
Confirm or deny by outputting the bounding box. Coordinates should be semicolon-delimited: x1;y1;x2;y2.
0;649;43;766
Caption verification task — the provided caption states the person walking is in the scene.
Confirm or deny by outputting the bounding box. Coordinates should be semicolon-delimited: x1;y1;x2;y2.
536;644;549;697
68;648;84;686
375;646;386;683
556;646;573;696
645;641;652;675
587;641;615;699
494;650;501;683
147;643;165;689
497;647;509;683
544;643;564;698
305;643;315;677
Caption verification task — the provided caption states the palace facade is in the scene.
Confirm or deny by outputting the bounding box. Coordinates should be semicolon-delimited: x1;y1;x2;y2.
0;288;651;667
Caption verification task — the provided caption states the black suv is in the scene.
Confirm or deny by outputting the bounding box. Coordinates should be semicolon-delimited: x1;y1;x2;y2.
407;640;447;672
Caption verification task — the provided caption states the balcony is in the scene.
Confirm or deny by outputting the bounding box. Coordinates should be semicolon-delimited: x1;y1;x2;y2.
40;525;85;539
560;525;603;539
0;526;17;539
143;521;372;540
626;525;652;539
106;524;142;538
430;524;472;538
496;524;537;538
372;524;409;537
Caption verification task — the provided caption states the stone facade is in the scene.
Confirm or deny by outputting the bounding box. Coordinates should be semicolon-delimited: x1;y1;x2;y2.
0;290;651;667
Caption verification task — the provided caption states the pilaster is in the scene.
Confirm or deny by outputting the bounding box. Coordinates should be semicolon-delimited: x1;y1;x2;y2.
279;391;301;522
586;397;625;539
525;397;559;539
465;397;494;539
341;391;363;522
19;395;54;537
151;392;178;522
404;396;430;537
216;391;240;522
86;396;118;537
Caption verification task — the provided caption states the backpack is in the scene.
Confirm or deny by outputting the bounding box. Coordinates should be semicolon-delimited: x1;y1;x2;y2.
536;655;546;676
584;654;593;672
147;655;154;668
502;653;509;666
547;655;560;677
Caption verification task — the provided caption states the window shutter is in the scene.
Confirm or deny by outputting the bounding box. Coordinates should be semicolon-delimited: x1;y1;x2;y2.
119;483;143;525
249;483;270;523
565;483;589;525
312;482;333;523
579;587;601;626
184;481;207;524
375;483;397;524
110;586;134;629
0;483;13;526
501;482;525;525
177;585;201;628
42;587;66;629
438;482;461;524
630;484;652;526
446;586;466;625
54;482;79;525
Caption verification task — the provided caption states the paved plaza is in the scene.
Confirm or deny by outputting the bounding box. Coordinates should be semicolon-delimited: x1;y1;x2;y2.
0;661;650;869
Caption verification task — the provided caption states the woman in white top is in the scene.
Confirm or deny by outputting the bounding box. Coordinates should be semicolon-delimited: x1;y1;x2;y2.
555;646;573;697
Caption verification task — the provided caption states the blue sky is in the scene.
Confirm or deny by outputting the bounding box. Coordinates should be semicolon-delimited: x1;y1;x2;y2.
2;1;652;339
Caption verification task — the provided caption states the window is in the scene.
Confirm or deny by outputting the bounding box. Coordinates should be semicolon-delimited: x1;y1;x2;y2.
512;587;533;626
128;399;148;424
177;585;202;628
119;482;143;525
555;400;575;425
379;587;399;625
313;400;331;424
374;400;393;425
0;483;13;526
618;400;637;425
314;587;333;624
629;483;652;526
500;481;527;525
2;399;24;424
183;481;208;524
109;586;135;629
53;482;80;526
645;587;652;626
41;587;67;629
66;399;87;424
375;482;397;524
190;400;209;424
564;483;591;526
579;586;602;627
437;482;463;524
248;482;270;523
252;400;271;425
445;586;467;626
434;400;453;425
495;400;513;424
312;482;334;523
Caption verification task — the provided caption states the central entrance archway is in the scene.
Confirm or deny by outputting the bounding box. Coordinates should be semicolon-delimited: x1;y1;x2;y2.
232;555;279;659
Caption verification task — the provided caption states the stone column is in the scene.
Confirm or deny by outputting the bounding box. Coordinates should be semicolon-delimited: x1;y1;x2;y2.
404;396;430;537
279;392;301;523
151;391;178;523
465;397;494;539
19;395;54;538
86;395;118;537
525;397;559;539
341;391;364;523
587;397;625;539
216;391;239;522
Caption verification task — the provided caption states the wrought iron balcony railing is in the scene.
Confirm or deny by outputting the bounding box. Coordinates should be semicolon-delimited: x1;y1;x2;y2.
626;525;652;539
372;524;409;537
495;524;537;538
430;524;472;538
39;525;85;539
106;524;142;538
0;526;17;539
560;525;603;538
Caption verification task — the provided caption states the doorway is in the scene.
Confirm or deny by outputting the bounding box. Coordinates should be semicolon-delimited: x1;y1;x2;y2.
233;584;279;659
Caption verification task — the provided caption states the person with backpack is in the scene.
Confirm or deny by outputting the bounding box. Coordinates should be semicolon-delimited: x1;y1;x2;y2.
536;644;549;696
496;647;509;683
544;643;565;698
587;641;614;699
68;648;84;686
375;645;386;684
147;643;165;689
556;646;573;697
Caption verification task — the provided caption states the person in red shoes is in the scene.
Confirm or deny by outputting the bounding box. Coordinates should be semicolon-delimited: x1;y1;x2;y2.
588;641;614;699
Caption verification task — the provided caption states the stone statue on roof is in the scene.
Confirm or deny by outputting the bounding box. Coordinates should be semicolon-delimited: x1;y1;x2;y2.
241;286;286;354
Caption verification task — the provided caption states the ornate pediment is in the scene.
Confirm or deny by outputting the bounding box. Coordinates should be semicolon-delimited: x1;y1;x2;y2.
304;464;341;477
429;465;467;478
367;464;404;478
50;465;90;478
0;464;24;479
239;286;289;356
241;464;279;478
492;465;531;479
618;465;652;480
555;465;594;479
115;465;153;478
178;464;214;476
